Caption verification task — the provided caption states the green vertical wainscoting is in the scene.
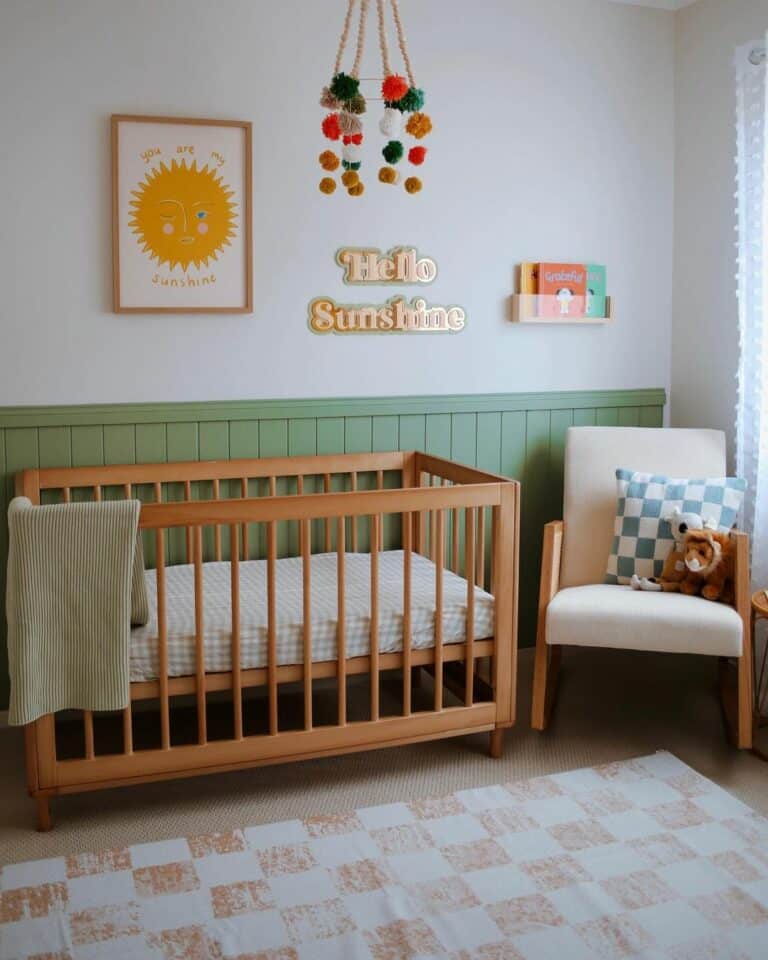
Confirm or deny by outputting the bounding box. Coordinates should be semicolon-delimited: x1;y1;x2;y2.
0;389;665;710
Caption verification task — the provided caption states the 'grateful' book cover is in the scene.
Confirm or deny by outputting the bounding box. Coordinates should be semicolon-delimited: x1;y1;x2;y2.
538;263;586;317
585;264;607;317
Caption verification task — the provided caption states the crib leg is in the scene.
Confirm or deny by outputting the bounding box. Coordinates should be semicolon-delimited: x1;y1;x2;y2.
36;796;52;832
489;728;504;759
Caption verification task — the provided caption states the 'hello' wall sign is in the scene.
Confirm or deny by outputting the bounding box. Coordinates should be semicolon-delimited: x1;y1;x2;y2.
308;247;466;334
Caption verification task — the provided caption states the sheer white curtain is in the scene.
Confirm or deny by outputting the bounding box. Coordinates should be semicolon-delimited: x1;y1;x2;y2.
735;37;768;588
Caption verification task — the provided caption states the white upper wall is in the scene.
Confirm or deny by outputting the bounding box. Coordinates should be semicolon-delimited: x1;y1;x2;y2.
671;0;767;463
0;0;675;406
610;1;699;9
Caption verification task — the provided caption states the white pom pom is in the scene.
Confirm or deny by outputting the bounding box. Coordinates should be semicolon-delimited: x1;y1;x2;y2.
379;108;402;138
342;144;362;163
338;112;362;135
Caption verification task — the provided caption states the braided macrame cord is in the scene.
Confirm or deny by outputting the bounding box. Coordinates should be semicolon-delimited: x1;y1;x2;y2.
318;0;431;195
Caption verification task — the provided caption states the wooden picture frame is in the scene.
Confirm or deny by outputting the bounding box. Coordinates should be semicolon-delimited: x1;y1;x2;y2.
112;115;253;314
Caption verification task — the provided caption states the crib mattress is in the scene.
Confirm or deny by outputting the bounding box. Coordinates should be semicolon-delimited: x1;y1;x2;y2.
130;550;495;681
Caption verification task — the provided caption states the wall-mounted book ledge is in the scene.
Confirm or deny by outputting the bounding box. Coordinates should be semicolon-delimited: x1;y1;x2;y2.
511;294;613;325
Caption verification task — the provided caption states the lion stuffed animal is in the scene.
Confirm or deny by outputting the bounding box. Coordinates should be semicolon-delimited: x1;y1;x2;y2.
678;528;735;603
631;508;715;593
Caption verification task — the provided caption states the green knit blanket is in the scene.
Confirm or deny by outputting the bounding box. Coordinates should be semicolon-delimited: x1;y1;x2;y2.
6;497;147;725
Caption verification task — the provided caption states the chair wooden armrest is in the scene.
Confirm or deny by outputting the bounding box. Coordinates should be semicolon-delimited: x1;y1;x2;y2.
531;520;564;729
723;529;753;749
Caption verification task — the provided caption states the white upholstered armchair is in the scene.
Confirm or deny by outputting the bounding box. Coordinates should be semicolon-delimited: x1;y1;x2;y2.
531;427;753;748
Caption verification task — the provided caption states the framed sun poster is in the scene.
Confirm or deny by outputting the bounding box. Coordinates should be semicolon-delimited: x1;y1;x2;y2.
112;115;252;313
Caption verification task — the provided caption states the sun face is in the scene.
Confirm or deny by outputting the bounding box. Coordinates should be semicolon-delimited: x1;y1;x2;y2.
129;159;237;271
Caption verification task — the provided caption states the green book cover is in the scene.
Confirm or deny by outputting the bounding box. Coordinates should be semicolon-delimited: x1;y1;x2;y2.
585;264;607;318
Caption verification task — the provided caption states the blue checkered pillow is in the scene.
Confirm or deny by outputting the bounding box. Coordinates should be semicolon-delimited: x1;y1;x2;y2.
605;469;746;585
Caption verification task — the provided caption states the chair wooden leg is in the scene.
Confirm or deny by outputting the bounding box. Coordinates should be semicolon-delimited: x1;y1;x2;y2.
737;650;754;750
489;728;504;759
36;796;52;832
532;642;561;731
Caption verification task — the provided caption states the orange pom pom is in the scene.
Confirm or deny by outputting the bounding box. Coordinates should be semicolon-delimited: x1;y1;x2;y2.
382;74;409;102
319;150;340;171
405;112;432;139
341;170;359;187
321;113;341;141
408;146;427;165
348;182;365;196
319;177;337;194
378;166;398;184
404;176;422;194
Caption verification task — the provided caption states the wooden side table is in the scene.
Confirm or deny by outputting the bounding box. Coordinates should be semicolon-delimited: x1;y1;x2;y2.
752;589;768;760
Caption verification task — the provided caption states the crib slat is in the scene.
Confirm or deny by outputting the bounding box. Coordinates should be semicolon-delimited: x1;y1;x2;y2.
337;516;347;726
83;711;95;759
434;509;445;712
350;473;358;551
123;483;131;500
415;473;425;555
213;478;222;561
62;487;70;503
465;507;476;707
267;520;278;735
269;476;277;497
324;474;332;551
376;470;384;550
156;528;170;750
429;476;437;562
477;506;486;589
93;485;101;502
452;500;460;573
370;514;380;722
154;482;162;503
194;526;207;745
301;518;312;731
184;480;193;563
240;478;249;560
122;706;133;754
402;512;413;716
230;524;242;740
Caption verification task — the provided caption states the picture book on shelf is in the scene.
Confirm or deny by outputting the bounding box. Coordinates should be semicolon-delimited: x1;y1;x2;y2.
537;263;587;317
585;264;607;318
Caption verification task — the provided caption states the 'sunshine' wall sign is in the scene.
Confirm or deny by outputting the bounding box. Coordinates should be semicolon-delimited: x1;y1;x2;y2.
308;247;466;334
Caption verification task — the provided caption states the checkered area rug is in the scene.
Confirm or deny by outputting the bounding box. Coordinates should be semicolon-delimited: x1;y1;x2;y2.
2;752;768;959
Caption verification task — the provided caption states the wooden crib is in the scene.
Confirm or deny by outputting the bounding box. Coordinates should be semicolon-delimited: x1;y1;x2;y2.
15;451;520;830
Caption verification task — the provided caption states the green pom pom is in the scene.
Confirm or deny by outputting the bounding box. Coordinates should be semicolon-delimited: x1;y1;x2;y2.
387;87;426;112
399;87;425;112
330;72;360;101
342;160;362;171
347;94;367;115
382;140;404;164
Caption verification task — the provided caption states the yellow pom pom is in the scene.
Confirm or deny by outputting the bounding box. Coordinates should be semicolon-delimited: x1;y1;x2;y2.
404;176;422;194
405;112;432;139
341;170;359;187
319;150;340;171
378;166;398;184
348;181;365;196
319;177;337;194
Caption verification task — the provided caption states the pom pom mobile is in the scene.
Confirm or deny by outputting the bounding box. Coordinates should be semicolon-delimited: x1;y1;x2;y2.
318;0;432;196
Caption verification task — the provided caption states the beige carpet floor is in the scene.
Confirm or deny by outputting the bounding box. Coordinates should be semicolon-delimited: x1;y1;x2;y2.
2;647;767;867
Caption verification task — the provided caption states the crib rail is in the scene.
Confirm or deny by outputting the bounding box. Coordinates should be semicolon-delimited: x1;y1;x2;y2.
17;452;519;817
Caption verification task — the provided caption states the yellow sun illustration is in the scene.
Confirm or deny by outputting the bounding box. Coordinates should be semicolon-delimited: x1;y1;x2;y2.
129;159;237;271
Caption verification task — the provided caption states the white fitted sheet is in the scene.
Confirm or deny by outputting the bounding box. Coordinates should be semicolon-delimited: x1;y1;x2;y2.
130;550;495;681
